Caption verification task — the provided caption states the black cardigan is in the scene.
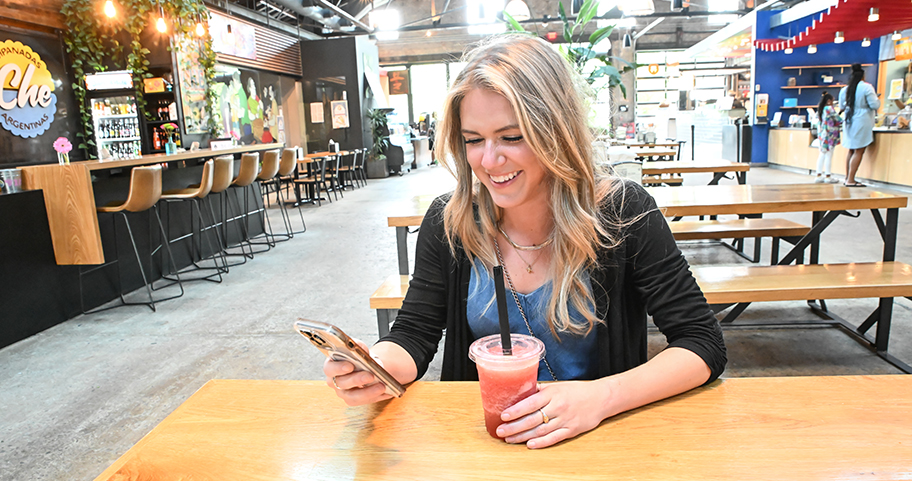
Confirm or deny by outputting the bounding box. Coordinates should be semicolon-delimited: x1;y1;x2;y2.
382;181;727;382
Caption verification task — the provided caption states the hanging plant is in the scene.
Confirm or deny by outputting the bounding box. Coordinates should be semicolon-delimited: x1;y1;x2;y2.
62;0;217;158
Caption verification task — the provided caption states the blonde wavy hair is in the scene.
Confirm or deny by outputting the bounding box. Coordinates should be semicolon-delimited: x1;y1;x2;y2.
436;34;622;338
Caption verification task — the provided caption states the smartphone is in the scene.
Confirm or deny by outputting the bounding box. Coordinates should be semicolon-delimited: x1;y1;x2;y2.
294;319;405;398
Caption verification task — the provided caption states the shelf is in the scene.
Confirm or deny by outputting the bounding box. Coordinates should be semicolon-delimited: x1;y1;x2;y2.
780;105;816;109
146;119;176;124
98;136;141;142
781;84;846;89
781;64;873;75
94;113;137;120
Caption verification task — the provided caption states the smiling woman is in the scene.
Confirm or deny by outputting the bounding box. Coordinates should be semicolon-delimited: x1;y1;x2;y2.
320;34;726;450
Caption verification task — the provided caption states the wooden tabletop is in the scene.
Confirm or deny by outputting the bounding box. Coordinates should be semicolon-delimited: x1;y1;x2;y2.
80;143;285;171
642;160;750;175
94;376;912;480
630;148;677;158
648;183;908;217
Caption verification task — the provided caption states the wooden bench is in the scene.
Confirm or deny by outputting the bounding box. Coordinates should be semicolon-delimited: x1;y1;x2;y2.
369;262;912;372
670;218;811;264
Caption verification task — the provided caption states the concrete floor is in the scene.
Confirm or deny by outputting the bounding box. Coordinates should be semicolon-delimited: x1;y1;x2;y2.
2;161;911;481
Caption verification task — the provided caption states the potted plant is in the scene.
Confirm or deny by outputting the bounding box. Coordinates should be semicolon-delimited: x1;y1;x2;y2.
366;108;391;179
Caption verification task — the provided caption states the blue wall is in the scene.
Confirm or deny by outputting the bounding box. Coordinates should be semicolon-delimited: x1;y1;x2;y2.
752;10;881;164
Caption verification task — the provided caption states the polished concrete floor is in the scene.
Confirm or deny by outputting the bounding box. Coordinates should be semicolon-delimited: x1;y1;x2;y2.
2;160;911;481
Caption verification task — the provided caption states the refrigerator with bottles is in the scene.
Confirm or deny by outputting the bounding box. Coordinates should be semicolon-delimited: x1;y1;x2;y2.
84;71;142;160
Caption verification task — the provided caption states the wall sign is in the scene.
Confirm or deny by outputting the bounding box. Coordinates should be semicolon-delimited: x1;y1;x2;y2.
0;40;57;138
388;70;409;95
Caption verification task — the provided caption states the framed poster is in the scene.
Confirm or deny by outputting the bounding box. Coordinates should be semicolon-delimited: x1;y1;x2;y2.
331;100;349;129
175;34;210;134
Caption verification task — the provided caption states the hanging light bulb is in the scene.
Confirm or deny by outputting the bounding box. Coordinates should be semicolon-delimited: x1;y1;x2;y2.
623;33;632;48
862;37;871;47
894;31;902;41
808;44;817;54
834;31;844;44
156;6;167;33
784;46;793;54
868;8;879;22
195;16;205;37
103;0;116;18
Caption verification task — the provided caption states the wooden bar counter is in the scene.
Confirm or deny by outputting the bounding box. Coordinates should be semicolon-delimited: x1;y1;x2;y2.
94;376;912;480
18;143;283;265
768;128;912;186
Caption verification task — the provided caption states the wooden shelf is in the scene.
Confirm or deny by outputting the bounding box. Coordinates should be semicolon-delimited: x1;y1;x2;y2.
781;84;846;89
782;64;873;75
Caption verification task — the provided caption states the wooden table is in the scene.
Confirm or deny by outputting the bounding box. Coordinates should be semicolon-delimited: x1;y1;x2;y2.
18;143;284;265
94;376;912;480
630;147;677;160
642;160;750;185
647;183;906;264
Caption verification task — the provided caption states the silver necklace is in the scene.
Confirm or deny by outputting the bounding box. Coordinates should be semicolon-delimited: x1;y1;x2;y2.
493;238;558;381
497;225;554;251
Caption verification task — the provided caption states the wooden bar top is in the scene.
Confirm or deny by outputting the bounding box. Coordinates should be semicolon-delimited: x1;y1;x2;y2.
81;142;284;171
94;376;912;480
18;143;283;265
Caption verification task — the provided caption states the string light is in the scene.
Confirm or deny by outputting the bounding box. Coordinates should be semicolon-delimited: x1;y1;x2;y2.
103;0;116;18
808;44;817;54
862;37;871;47
784;47;793;54
156;6;167;33
868;8;879;22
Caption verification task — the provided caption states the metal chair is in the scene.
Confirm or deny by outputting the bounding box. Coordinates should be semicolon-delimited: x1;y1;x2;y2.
159;159;228;283
260;147;306;240
79;165;183;313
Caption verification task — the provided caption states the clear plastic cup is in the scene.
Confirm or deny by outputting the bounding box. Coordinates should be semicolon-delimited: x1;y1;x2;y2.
469;333;545;439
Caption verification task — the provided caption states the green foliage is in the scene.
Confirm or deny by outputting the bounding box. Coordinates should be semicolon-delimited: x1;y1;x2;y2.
368;109;390;162
505;0;636;98
62;0;217;158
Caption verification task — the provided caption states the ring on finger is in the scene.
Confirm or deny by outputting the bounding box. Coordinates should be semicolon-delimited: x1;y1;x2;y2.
331;376;341;390
539;408;550;424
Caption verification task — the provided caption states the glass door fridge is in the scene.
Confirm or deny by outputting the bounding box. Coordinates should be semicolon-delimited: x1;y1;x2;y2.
88;94;141;160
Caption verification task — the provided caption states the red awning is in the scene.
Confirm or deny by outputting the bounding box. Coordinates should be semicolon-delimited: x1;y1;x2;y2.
754;0;912;52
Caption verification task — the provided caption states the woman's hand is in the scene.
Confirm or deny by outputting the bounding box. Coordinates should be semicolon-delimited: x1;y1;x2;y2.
322;339;394;406
496;380;614;449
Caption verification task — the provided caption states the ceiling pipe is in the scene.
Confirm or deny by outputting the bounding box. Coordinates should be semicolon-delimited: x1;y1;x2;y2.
315;0;374;32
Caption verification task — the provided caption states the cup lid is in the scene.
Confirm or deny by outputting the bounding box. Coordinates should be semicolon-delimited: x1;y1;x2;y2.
468;333;545;364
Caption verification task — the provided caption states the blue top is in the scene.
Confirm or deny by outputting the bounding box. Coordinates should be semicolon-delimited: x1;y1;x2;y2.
466;258;598;381
838;81;880;149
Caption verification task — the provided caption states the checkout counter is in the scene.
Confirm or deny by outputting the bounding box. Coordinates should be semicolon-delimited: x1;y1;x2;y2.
768;127;912;186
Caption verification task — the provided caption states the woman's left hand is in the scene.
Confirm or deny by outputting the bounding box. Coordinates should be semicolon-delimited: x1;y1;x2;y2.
496;380;614;449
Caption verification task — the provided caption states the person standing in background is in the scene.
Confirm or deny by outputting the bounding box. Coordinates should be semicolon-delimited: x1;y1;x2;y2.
838;64;880;187
813;91;841;184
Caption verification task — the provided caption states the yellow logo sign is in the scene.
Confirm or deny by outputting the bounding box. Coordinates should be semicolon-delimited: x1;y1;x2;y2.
0;40;57;138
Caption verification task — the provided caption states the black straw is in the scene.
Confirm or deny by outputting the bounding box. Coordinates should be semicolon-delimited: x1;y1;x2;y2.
493;265;513;355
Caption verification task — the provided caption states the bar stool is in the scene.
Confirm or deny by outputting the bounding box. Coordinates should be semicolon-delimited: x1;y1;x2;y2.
261;147;306;240
224;152;262;257
159;159;227;283
246;149;281;250
78;165;183;313
210;155;251;267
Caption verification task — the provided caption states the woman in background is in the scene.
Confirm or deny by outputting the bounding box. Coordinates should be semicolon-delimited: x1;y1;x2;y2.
838;64;880;187
814;91;841;184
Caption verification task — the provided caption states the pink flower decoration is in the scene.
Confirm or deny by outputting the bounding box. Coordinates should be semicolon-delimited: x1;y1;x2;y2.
161;122;179;132
53;137;72;154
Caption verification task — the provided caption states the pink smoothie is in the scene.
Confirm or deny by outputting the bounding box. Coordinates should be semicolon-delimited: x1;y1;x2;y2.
469;335;544;440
